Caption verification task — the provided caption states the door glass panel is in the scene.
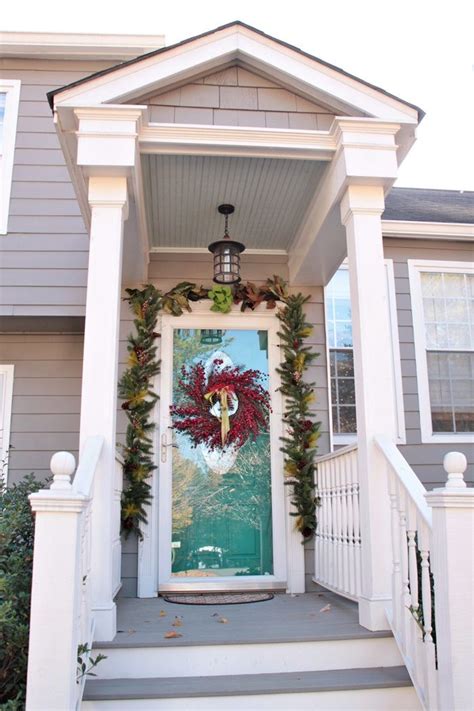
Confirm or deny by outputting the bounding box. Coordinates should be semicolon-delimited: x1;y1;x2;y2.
170;328;273;578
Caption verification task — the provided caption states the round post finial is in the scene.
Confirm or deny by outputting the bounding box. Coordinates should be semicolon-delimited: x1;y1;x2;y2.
50;451;76;490
443;451;467;489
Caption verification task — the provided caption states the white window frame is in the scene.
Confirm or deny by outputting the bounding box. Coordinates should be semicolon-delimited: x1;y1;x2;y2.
0;364;15;482
325;260;406;449
0;79;21;235
408;259;474;444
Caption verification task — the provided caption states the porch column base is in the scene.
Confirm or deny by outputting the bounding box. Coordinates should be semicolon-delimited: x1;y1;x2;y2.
92;602;117;642
358;595;391;631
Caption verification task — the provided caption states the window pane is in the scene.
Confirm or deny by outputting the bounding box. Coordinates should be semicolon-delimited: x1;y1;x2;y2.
421;272;443;297
330;349;356;434
336;351;354;377
421;270;473;350
325;269;352;349
338;406;357;433
427;351;474;433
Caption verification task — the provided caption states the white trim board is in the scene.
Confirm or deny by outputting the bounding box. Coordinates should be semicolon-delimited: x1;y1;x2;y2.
0;365;14;483
382;220;474;240
0;79;21;235
0;32;165;59
408;259;474;444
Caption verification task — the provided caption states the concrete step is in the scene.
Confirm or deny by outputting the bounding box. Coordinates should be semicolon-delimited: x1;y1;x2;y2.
93;634;403;679
83;666;421;710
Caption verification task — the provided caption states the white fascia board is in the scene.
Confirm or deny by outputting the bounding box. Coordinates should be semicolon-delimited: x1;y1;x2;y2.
382;220;474;240
52;25;419;126
140;123;336;160
0;31;165;60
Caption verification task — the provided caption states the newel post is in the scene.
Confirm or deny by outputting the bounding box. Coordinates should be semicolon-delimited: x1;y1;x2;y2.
426;452;474;711
26;452;87;711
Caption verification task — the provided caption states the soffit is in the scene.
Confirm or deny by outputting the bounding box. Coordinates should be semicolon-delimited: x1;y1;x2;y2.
143;154;327;250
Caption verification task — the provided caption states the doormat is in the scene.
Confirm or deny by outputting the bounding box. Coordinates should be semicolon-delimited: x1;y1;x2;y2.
162;592;274;605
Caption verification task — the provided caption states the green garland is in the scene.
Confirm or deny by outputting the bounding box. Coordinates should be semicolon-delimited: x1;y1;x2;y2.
118;278;320;540
277;294;321;540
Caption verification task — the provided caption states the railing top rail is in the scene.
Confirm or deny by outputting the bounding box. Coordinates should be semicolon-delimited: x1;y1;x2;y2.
72;435;104;497
375;434;432;528
315;443;358;464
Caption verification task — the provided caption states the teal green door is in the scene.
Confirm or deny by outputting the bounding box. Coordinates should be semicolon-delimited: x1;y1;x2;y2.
170;328;274;580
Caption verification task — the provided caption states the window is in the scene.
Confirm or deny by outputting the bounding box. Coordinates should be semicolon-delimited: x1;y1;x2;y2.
325;269;356;437
409;261;474;443
0;365;14;482
325;263;405;447
0;80;21;235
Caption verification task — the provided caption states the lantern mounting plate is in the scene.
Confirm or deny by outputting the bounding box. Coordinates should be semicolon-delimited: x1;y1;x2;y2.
218;204;235;216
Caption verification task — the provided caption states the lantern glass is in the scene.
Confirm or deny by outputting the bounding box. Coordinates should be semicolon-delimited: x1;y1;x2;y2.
208;239;245;284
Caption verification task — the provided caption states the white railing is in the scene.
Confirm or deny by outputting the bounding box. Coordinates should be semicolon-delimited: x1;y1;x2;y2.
313;444;361;601
26;437;103;711
375;435;437;710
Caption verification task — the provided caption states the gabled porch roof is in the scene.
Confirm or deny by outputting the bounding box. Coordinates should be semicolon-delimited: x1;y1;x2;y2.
48;22;423;285
47;20;423;123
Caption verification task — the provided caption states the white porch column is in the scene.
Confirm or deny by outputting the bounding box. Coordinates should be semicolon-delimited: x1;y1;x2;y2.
426;452;474;711
340;184;397;630
80;175;128;641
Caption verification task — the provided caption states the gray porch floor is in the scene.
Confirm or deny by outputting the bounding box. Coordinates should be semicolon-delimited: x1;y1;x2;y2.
98;590;391;647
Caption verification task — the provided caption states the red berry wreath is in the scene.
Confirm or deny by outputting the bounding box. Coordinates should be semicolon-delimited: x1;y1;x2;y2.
171;360;271;450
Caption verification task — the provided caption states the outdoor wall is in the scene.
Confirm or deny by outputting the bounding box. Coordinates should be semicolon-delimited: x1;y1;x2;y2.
0;330;83;486
0;58;114;317
143;65;336;129
384;236;473;490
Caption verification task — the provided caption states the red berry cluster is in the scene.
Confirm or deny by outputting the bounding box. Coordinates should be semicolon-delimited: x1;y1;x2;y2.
171;362;271;450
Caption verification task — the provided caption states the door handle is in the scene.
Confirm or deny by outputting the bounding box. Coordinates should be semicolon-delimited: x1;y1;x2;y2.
161;432;176;462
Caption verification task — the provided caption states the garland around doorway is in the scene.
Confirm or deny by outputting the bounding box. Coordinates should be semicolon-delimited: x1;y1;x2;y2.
118;277;321;541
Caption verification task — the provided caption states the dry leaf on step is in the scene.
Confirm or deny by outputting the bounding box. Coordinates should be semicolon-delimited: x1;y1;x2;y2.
319;604;331;613
159;610;167;617
164;630;183;639
218;617;229;623
172;617;183;627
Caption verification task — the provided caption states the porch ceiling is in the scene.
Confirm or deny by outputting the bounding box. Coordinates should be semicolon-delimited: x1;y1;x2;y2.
142;155;327;251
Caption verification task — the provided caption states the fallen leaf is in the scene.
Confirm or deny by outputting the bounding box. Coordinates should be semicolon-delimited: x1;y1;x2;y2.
159;610;167;617
218;617;229;624
319;604;331;613
172;617;183;627
164;631;183;639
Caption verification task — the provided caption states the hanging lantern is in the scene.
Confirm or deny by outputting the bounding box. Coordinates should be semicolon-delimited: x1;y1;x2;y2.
200;329;224;345
208;204;245;284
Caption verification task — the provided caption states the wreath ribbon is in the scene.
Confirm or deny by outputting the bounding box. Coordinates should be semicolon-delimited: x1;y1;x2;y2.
204;385;235;445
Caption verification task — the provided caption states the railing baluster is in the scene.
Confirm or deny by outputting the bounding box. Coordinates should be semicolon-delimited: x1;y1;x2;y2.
346;454;355;597
313;445;359;602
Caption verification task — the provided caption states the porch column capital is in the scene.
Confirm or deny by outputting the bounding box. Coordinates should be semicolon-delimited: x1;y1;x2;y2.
88;175;129;220
75;105;146;173
332;117;400;189
340;184;385;225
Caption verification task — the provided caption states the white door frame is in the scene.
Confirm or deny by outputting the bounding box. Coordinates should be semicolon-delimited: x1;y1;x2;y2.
137;303;304;595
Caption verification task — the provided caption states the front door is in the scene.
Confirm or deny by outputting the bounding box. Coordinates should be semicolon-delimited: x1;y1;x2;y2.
158;313;286;591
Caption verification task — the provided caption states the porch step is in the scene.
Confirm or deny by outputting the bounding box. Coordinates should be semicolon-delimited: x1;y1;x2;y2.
92;635;403;678
83;666;420;710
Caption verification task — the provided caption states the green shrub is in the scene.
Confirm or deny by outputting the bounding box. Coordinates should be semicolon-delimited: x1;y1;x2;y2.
0;475;42;708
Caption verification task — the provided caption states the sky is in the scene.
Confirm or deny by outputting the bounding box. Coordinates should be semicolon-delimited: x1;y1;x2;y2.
3;0;473;190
